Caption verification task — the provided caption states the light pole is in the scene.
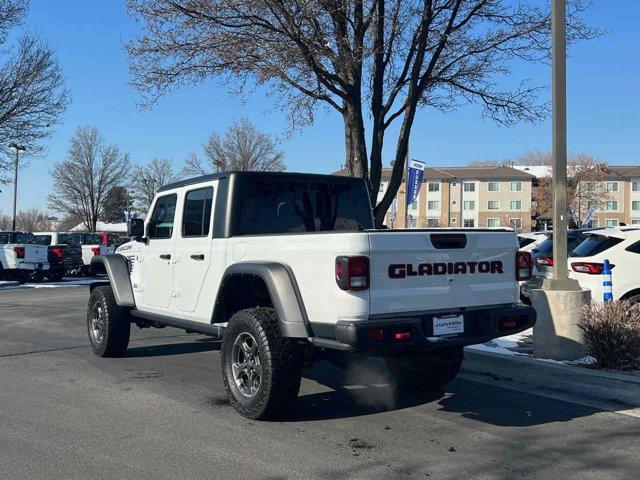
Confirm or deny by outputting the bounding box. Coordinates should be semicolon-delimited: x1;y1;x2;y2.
8;143;26;231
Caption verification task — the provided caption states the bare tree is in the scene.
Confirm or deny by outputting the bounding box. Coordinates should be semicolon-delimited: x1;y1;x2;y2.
48;126;131;232
0;2;69;182
15;207;50;231
532;153;610;226
101;186;132;223
131;158;179;212
0;210;10;229
183;118;286;176
56;213;81;232
127;0;598;225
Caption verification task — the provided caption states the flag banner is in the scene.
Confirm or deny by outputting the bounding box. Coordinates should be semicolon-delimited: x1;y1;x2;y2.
582;204;597;226
406;159;425;207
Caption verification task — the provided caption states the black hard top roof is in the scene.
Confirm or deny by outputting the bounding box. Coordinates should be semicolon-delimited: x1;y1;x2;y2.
157;170;366;193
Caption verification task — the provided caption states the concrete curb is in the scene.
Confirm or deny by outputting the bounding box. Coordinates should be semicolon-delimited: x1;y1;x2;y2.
463;348;640;408
0;281;20;289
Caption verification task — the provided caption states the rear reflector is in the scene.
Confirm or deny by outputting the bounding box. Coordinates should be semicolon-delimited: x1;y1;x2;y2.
335;256;370;291
52;247;64;259
369;329;384;341
13;246;25;259
393;331;412;341
571;262;614;275
516;251;532;281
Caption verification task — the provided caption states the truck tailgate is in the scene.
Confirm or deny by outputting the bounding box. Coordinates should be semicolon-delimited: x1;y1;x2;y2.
24;244;48;263
368;230;519;316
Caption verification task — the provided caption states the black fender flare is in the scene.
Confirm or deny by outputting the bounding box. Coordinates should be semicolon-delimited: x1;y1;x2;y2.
213;262;311;339
90;254;135;307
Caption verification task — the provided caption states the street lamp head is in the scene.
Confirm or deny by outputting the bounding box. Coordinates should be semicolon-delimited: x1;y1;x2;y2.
8;143;26;151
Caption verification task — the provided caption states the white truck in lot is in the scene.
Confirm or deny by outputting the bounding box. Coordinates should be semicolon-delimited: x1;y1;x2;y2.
88;172;536;419
0;231;49;283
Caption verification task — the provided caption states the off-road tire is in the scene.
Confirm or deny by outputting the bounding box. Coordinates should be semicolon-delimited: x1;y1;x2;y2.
221;308;303;420
87;286;130;357
386;346;463;391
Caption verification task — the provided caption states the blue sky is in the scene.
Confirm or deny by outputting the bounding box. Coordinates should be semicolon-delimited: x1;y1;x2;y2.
0;0;638;215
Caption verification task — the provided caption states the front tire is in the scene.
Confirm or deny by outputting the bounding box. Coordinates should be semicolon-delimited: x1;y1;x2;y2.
87;286;130;357
221;308;303;420
386;347;463;391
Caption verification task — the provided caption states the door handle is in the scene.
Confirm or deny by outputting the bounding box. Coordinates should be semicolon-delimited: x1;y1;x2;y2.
190;254;205;261
159;254;171;260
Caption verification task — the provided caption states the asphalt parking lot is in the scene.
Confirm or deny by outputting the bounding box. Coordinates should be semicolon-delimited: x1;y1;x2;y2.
1;286;640;480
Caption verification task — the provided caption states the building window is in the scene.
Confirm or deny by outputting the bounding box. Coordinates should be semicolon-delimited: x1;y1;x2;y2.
509;218;523;230
463;200;475;210
463;182;475;192
633;201;640;211
428;182;440;192
605;219;619;227
463;219;475;227
633;181;640;192
488;200;500;210
410;217;418;228
584;219;598;228
510;181;522;192
606;201;618;211
487;218;500;228
409;201;418;210
488;181;500;192
510;200;522;211
607;181;619;192
584;181;596;192
427;200;440;210
632;219;640;225
427;218;439;227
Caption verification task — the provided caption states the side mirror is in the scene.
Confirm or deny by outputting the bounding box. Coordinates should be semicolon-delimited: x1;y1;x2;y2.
128;218;145;240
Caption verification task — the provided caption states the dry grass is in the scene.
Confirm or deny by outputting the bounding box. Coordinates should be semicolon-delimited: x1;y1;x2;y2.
578;300;640;371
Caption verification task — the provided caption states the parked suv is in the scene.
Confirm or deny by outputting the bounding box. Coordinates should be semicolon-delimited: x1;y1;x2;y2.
87;171;535;419
520;228;600;300
568;227;640;303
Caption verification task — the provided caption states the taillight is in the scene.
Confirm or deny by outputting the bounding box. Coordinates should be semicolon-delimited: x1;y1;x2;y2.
52;247;64;259
535;256;553;266
516;251;532;281
335;256;370;291
571;262;614;275
91;247;101;256
13;246;25;259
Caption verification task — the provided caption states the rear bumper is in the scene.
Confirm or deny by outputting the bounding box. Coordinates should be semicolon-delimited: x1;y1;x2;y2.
312;304;536;353
18;262;49;271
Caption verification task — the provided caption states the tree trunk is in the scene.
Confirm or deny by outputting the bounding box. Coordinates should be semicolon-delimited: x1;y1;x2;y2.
342;101;368;179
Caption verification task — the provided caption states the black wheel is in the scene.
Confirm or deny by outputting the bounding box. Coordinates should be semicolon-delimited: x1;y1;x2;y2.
385;347;463;391
17;273;28;284
49;270;65;282
221;308;303;420
87;286;130;357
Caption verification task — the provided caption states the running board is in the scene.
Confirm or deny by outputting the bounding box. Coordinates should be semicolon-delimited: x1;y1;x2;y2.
130;310;225;339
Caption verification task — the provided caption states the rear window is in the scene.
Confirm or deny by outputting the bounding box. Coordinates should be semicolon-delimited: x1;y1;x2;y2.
570;235;623;257
518;236;536;249
35;235;52;245
238;179;373;235
58;234;79;246
533;234;585;254
14;232;36;244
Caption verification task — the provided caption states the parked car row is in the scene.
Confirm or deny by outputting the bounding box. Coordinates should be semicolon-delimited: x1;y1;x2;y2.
0;230;116;283
520;227;640;304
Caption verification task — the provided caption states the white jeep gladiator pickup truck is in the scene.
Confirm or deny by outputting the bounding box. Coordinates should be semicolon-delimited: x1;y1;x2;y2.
88;171;535;419
0;231;49;283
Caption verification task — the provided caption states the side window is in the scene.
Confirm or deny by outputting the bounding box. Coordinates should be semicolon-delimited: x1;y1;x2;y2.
182;187;214;237
147;194;177;239
0;233;9;244
626;241;640;254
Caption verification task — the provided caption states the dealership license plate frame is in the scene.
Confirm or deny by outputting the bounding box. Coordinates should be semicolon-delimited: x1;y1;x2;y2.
433;314;464;337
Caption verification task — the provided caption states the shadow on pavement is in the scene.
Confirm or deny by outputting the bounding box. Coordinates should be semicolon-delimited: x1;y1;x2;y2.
125;338;221;358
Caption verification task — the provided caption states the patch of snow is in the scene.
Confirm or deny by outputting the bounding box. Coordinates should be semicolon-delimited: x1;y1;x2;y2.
489;328;533;349
467;343;527;356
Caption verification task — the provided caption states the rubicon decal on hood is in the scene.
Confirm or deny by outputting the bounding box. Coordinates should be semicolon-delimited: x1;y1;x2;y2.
388;261;503;279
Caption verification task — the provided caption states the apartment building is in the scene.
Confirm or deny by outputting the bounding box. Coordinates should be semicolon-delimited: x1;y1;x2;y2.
376;165;535;231
514;164;640;228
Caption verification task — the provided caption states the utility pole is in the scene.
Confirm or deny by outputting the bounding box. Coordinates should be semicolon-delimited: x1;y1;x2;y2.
9;143;26;231
543;0;579;291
